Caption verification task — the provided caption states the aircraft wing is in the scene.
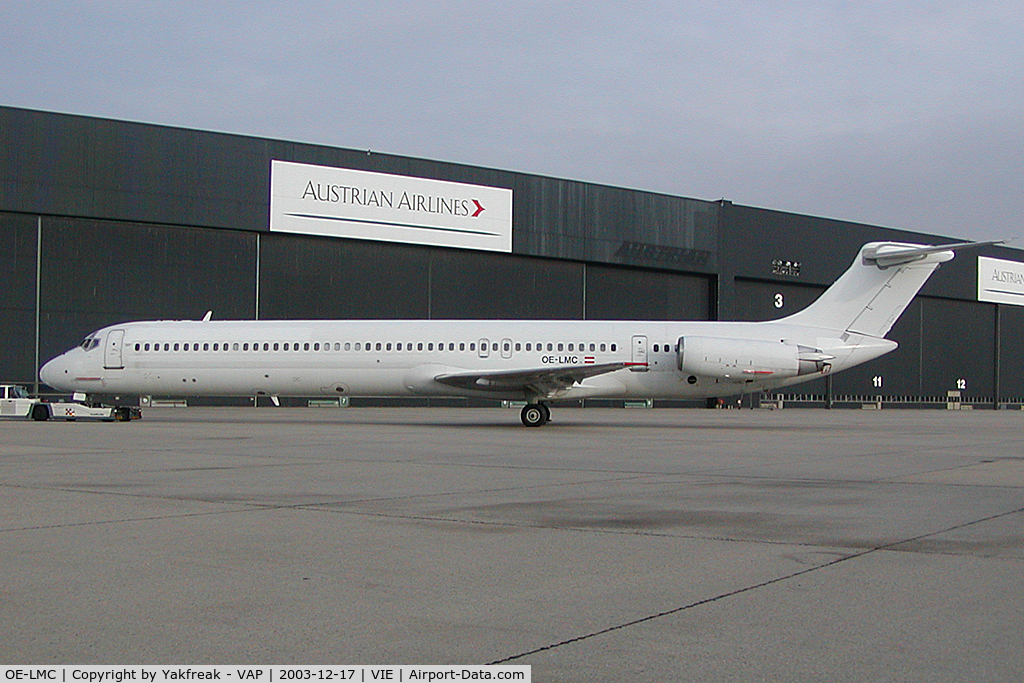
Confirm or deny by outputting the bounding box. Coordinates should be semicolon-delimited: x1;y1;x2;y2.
434;361;644;398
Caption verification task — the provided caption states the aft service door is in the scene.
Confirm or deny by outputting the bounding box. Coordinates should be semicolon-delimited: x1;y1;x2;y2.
104;329;125;369
631;334;649;371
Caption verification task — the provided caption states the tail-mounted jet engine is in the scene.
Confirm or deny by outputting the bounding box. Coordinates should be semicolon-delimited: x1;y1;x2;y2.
677;336;833;381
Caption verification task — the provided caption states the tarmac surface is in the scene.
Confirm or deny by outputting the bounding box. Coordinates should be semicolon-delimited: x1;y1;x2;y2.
2;406;1023;681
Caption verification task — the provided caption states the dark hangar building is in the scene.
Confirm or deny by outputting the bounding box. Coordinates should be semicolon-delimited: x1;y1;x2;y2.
2;105;1022;407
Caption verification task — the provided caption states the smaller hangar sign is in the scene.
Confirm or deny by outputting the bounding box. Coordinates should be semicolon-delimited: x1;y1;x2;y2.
978;256;1024;306
270;160;512;253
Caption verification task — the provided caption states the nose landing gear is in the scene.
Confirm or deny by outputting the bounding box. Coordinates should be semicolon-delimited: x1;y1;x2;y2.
520;402;551;427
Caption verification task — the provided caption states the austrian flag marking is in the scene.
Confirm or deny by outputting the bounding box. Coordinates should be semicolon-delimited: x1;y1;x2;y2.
584;356;595;364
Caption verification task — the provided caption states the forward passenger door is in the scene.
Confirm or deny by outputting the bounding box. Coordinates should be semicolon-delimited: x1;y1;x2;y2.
104;329;125;369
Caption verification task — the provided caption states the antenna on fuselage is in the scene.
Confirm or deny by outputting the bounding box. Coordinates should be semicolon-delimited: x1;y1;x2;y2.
202;311;213;322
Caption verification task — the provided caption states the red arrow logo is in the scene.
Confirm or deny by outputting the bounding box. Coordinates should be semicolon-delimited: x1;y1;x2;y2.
471;199;485;217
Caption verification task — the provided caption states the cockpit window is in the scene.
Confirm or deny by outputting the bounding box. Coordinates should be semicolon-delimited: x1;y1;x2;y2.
79;336;101;351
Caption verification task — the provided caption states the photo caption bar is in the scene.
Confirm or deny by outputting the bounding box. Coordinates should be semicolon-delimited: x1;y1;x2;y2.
0;667;529;683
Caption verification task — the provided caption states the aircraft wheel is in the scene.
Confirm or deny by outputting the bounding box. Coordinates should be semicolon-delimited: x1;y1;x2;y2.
521;403;549;427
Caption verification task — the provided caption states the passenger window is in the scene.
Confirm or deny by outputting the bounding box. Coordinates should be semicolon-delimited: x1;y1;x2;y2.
273;343;279;351
460;342;465;351
428;343;434;351
568;343;574;351
233;343;240;351
600;343;606;352
525;343;531;351
491;343;497;351
611;344;617;351
515;343;521;351
557;343;563;352
451;343;456;351
144;343;150;351
470;343;475;351
345;342;352;351
376;342;382;351
303;343;310;351
418;342;423;351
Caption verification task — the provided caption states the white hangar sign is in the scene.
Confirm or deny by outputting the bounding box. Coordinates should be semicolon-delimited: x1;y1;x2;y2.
978;256;1024;306
270;160;513;253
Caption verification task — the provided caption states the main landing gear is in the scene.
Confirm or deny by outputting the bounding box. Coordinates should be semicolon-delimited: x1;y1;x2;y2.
520;402;551;427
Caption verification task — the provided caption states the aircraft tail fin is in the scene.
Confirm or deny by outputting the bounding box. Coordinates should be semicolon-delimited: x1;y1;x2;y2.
780;240;1001;338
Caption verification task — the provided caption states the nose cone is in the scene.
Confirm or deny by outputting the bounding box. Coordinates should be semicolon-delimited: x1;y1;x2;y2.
39;355;69;390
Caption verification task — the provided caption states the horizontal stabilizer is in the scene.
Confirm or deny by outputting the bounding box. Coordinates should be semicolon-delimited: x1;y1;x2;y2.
863;239;1005;268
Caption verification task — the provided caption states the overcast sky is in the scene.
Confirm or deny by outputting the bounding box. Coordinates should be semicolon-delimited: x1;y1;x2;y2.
2;1;1021;242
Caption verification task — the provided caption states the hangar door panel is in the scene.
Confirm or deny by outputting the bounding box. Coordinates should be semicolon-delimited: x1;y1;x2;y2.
732;279;825;322
998;305;1024;401
0;213;39;383
586;265;710;321
259;233;429;320
921;298;994;399
39;217;256;369
830;299;922;398
431;250;582;320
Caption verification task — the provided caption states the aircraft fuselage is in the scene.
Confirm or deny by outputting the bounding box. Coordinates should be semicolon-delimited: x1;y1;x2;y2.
40;318;890;402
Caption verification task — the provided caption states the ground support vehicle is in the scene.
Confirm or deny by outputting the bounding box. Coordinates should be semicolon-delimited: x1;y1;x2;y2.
0;384;141;421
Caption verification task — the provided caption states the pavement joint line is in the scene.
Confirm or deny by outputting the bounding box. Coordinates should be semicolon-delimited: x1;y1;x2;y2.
290;504;854;547
0;508;261;533
487;503;1024;665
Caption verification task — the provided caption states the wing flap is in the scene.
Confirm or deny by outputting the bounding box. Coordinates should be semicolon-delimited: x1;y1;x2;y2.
434;361;644;398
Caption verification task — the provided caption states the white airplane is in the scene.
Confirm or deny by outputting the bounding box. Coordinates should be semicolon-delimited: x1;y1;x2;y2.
39;241;992;426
